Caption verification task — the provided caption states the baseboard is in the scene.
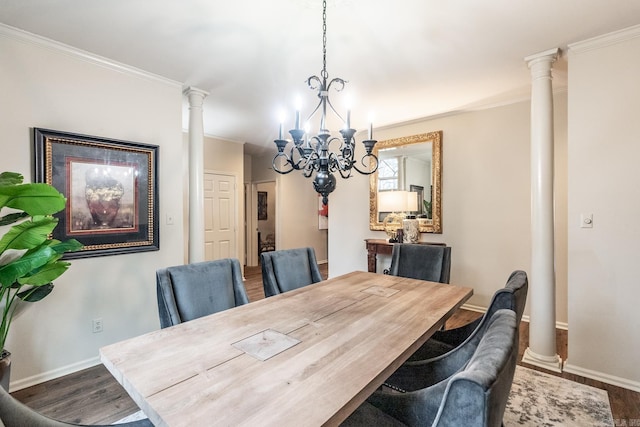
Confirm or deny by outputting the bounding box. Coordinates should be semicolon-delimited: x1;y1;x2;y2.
9;356;101;392
318;259;328;265
563;361;640;393
461;303;568;330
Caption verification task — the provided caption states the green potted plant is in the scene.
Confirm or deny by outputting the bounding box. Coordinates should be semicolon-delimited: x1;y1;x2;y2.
0;171;82;390
423;199;432;220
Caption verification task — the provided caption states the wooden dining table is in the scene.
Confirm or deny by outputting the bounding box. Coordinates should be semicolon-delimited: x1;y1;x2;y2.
100;271;472;427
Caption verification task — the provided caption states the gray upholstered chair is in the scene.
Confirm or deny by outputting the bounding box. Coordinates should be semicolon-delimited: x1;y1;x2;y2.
156;258;249;328
408;270;527;361
260;247;322;297
0;383;153;426
341;309;519;427
385;244;452;284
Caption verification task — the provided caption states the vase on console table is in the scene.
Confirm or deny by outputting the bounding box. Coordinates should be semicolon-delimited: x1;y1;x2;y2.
403;215;420;243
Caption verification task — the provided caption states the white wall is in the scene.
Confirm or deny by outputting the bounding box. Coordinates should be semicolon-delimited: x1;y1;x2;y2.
330;96;569;323
0;26;185;389
257;182;276;238
250;152;328;263
564;25;640;390
202;135;245;263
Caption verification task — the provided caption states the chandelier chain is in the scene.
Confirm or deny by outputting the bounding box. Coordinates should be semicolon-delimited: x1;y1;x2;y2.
321;0;328;79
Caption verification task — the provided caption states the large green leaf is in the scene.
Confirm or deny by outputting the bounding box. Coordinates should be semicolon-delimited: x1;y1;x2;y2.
0;172;24;187
0;212;29;227
0;245;56;286
17;283;54;302
49;239;83;254
18;261;70;286
0;183;66;215
0;217;58;254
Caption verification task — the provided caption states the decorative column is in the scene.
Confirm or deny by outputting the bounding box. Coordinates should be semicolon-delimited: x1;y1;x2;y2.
184;87;209;264
522;48;563;372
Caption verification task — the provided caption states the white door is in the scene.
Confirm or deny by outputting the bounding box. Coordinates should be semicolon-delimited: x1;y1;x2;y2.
204;172;236;261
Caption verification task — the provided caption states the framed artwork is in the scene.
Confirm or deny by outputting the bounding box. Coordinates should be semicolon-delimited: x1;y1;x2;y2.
409;184;424;216
257;191;268;220
34;128;159;259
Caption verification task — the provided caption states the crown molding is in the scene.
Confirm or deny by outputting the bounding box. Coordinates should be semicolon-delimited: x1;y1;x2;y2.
0;23;182;88
569;24;640;54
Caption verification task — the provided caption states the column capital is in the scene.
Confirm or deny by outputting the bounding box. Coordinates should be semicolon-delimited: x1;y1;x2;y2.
525;47;560;69
183;86;209;107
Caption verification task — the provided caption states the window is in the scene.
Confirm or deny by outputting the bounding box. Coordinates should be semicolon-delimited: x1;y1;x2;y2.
378;157;398;190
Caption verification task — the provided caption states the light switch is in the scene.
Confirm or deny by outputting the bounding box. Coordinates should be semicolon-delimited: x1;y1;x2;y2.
580;213;593;228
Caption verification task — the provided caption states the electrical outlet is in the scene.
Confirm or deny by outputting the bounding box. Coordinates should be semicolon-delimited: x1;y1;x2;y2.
92;318;103;333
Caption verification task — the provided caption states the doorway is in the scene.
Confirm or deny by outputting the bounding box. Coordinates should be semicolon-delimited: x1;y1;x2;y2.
204;171;237;261
246;180;276;266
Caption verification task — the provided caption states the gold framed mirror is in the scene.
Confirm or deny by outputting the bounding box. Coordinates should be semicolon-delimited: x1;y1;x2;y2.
369;131;442;234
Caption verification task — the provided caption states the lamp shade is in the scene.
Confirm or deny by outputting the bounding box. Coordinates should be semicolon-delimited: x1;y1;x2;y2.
406;191;419;212
378;190;408;212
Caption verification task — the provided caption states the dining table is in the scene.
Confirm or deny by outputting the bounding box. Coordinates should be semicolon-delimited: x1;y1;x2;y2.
99;270;473;427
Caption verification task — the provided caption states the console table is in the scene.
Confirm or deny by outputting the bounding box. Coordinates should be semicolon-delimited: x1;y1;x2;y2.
365;239;447;273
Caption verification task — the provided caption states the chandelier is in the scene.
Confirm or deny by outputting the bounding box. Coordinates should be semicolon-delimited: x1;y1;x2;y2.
272;0;379;206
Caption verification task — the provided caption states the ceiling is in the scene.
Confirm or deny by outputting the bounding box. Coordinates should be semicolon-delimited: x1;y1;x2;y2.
2;0;639;155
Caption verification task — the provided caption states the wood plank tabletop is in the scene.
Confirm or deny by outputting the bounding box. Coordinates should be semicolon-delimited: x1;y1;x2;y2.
99;271;473;427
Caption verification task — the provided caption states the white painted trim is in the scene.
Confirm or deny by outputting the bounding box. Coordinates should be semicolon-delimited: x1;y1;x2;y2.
563;361;640;393
0;23;181;88
9;356;101;392
522;348;563;373
460;303;568;330
568;24;640;54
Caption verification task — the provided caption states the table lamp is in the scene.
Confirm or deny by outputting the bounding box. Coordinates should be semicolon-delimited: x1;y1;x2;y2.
378;190;409;242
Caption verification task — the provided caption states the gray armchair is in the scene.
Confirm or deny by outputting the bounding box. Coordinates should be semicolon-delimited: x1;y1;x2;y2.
409;270;527;361
260;247;322;297
385;244;451;284
0;383;153;426
342;309;519;427
156;258;249;328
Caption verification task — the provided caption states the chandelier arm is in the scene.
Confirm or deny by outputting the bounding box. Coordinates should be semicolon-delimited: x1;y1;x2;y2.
351;154;380;175
325;95;346;125
272;153;297;175
326;77;346;93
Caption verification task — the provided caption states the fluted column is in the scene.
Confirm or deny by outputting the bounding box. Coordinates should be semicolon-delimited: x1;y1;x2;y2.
184;87;209;263
522;48;563;372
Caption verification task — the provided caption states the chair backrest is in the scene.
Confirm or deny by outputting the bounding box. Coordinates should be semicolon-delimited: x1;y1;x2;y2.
0;381;152;426
485;270;528;324
156;258;249;328
432;309;519;427
388;244;452;283
260;247;323;297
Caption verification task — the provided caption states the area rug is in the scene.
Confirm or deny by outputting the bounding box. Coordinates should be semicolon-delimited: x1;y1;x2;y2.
113;366;615;426
504;365;614;427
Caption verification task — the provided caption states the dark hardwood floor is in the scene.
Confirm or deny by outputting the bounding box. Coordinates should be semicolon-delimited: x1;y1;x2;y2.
11;264;640;425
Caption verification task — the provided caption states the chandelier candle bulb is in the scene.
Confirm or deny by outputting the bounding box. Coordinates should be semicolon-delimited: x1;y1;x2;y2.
346;110;351;129
369;122;373;140
279;122;283;140
295;110;300;130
